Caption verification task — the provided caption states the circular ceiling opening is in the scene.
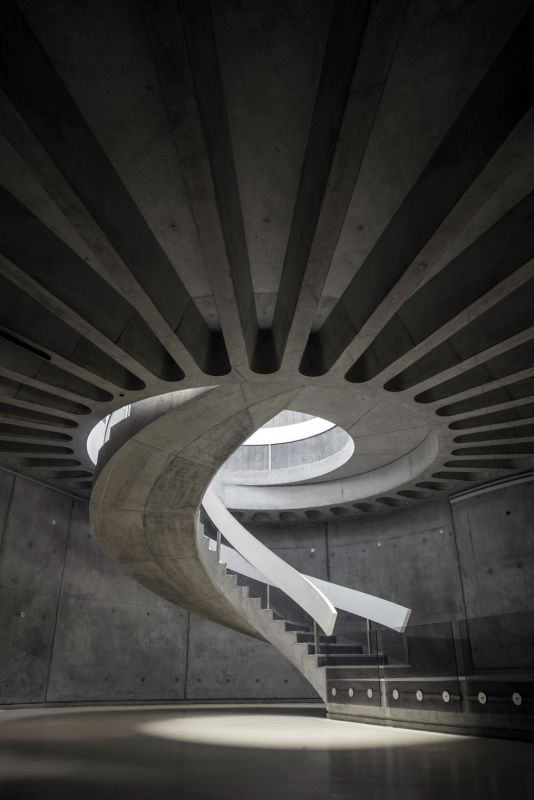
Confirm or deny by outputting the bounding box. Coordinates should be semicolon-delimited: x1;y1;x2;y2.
221;410;354;485
243;411;335;446
86;405;131;465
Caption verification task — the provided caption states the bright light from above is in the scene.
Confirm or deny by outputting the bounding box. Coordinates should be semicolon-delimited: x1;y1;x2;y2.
86;405;131;465
87;406;337;464
244;416;334;446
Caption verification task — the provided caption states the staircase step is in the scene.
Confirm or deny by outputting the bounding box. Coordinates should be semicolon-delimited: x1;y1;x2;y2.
297;632;337;644
325;665;381;680
318;654;387;667
285;622;311;633
248;595;262;606
308;644;363;656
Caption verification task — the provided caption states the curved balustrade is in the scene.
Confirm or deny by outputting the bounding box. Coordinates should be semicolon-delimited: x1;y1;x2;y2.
203;488;338;635
222;428;355;486
203;488;411;634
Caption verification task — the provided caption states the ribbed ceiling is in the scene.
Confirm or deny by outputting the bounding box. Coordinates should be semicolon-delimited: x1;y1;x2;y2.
0;0;533;509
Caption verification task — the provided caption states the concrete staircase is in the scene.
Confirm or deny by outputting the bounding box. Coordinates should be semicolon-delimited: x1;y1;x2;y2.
198;528;391;700
90;384;409;706
197;529;329;701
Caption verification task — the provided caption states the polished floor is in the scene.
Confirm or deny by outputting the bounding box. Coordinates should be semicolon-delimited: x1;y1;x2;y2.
0;705;533;799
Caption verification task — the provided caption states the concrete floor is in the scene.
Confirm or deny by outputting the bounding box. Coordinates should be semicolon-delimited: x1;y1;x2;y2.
0;705;533;799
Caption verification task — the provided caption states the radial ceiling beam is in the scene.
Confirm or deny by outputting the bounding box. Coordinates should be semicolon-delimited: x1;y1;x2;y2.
0;186;183;383
143;0;260;373
0;1;229;377
346;192;534;382
300;3;534;377
267;0;408;374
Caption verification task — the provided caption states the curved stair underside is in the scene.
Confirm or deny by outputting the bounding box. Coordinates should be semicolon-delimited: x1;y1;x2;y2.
90;384;410;698
89;385;336;697
91;384;413;698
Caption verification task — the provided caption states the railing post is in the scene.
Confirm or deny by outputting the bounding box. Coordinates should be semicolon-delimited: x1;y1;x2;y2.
402;630;410;666
216;529;222;563
266;583;270;609
366;619;372;654
314;621;320;656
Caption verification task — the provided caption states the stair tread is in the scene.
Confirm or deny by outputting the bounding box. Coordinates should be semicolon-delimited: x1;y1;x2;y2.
285;622;311;632
318;655;387;666
321;658;388;667
297;633;337;644
308;644;363;655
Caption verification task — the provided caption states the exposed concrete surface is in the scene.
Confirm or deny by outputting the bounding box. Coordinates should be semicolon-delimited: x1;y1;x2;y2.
90;386;333;698
2;465;534;725
197;533;327;700
220;429;440;516
185;614;315;701
325;500;464;626
451;478;534;670
90;385;301;636
0;0;533;517
222;424;355;485
0;469;316;705
0;472;70;704
0;0;533;737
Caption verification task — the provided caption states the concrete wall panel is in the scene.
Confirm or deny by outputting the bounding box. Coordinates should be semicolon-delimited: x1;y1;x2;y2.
60;500;167;609
47;496;189;702
0;586;57;703
326;500;464;626
251;523;329;580
0;474;70;703
0;470;14;551
47;595;188;702
186;614;316;700
0;477;70;596
451;478;534;669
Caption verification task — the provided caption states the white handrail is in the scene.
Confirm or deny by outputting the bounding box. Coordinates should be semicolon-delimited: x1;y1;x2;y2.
202;490;411;634
202;488;338;635
306;576;410;633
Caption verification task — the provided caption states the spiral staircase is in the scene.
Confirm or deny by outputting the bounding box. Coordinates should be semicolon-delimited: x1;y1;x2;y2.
89;386;410;700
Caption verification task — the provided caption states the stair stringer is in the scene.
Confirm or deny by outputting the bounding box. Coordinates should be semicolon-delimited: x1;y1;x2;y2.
197;531;327;702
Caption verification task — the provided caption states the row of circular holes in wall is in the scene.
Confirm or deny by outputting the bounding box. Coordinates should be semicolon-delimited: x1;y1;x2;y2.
235;500;434;524
232;484;459;522
330;686;526;706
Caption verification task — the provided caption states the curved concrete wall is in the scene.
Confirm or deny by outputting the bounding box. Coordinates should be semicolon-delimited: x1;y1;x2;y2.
1;465;533;729
224;426;350;473
220;423;355;487
221;431;440;516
